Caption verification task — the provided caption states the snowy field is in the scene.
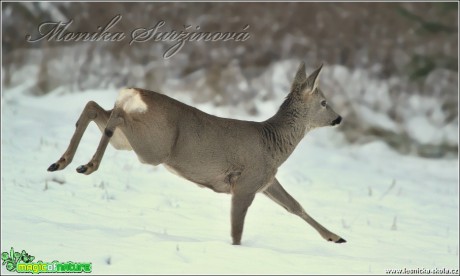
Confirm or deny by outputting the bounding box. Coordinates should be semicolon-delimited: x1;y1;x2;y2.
1;89;458;274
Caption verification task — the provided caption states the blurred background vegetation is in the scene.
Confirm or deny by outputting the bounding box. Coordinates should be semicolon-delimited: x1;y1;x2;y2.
2;2;458;158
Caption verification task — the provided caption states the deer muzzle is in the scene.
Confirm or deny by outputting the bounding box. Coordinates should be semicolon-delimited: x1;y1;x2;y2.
331;116;342;126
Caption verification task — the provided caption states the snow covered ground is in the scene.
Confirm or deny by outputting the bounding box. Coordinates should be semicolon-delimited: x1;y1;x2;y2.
1;89;458;274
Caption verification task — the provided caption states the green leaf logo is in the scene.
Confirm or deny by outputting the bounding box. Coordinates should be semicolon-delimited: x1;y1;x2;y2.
1;247;36;272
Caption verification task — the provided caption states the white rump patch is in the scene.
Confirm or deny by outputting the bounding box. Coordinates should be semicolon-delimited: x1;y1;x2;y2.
115;88;148;113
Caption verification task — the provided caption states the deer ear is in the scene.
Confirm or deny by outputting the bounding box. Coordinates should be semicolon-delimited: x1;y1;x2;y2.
291;62;307;93
305;64;323;93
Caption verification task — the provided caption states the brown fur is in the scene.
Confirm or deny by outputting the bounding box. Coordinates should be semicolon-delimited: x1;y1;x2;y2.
48;62;346;245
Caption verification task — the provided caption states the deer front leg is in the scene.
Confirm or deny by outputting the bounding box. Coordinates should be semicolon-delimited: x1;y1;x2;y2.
76;110;125;175
231;192;256;245
48;101;111;172
263;178;346;243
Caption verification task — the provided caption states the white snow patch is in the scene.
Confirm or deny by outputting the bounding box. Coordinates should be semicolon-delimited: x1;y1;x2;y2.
357;105;399;132
406;116;443;145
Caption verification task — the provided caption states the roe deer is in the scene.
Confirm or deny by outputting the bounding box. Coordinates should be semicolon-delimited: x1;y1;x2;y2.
47;62;345;245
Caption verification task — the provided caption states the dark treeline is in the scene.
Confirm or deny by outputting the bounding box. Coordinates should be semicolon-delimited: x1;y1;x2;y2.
2;2;457;92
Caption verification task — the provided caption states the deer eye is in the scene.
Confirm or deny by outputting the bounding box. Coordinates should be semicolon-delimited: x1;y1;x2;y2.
321;100;327;107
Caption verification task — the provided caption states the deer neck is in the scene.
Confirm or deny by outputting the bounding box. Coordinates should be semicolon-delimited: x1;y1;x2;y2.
261;97;307;165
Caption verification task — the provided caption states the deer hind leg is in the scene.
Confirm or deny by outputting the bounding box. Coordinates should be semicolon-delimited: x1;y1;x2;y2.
48;101;111;172
75;108;126;175
263;178;346;243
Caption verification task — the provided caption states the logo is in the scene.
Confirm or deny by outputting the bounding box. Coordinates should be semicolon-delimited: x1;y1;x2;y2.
1;247;92;274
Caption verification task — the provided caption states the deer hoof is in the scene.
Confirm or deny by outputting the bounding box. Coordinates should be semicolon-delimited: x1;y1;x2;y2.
47;163;59;172
335;238;347;243
76;165;87;174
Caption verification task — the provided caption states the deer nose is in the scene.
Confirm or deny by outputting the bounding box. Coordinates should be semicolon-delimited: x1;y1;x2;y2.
331;116;342;126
